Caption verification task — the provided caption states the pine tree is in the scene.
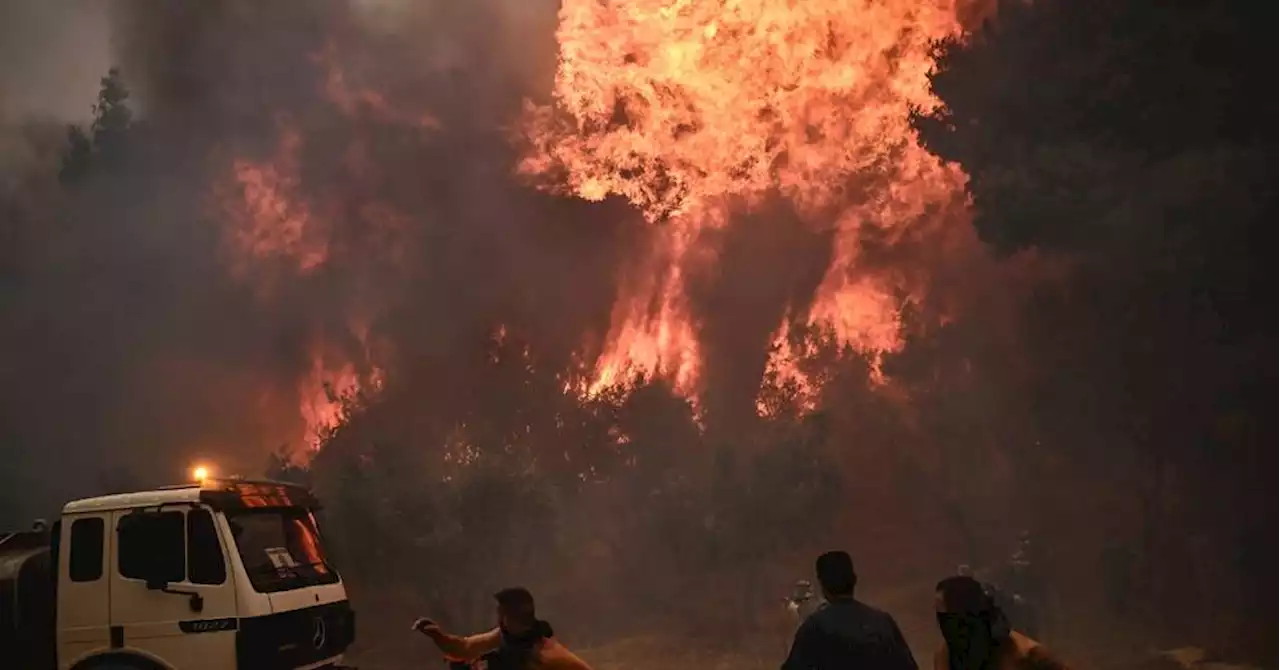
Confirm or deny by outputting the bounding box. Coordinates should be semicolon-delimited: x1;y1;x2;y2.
90;68;133;158
59;68;134;184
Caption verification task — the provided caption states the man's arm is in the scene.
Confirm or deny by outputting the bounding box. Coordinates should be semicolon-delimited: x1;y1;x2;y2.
781;618;822;670
414;619;501;661
884;618;919;670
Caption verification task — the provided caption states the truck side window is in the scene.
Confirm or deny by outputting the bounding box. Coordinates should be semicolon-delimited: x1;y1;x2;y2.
68;517;104;582
186;509;227;585
118;511;185;584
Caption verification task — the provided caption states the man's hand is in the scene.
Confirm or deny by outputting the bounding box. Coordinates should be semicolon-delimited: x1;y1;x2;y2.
412;617;442;637
413;622;500;662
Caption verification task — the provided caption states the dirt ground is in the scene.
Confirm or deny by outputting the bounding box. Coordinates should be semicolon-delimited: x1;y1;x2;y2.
348;636;1262;670
345;614;1259;670
341;580;1268;670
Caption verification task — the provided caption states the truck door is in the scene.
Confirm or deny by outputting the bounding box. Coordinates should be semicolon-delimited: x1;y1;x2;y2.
56;514;110;668
109;507;239;670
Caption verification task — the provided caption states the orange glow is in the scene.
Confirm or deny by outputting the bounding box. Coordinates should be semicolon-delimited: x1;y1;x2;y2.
586;215;704;400
297;323;385;451
522;0;974;404
218;123;371;451
315;43;442;130
222;123;329;278
191;464;211;482
297;347;360;450
757;321;817;417
214;65;413;451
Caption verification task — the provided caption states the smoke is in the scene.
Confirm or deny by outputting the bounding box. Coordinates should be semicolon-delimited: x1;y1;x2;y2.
0;0;110;122
0;1;1269;663
0;0;620;517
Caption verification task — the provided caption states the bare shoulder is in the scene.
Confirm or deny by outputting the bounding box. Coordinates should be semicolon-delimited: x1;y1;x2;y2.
1020;643;1071;670
541;638;595;670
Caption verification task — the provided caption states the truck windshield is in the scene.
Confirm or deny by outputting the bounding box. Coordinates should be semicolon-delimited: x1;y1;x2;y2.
225;508;338;593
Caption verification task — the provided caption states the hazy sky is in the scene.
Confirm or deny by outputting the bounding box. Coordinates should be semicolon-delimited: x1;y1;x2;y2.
0;1;113;121
0;0;549;122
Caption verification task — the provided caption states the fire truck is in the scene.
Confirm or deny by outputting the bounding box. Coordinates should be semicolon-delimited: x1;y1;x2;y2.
0;476;356;669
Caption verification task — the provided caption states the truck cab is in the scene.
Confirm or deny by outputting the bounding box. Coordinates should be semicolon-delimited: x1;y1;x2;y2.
2;478;355;670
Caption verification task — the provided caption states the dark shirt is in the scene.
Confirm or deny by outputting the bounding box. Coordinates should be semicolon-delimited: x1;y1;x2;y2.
781;598;919;670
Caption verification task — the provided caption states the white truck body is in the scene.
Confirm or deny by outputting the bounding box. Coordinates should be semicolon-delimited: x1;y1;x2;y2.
2;479;356;670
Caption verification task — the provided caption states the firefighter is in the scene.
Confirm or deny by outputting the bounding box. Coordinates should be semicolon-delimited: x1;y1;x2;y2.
413;587;592;670
786;579;823;623
781;550;917;670
933;575;1070;670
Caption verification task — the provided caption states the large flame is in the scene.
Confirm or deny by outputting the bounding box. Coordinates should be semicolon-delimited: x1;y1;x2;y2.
212;0;983;450
588;214;705;398
522;0;974;409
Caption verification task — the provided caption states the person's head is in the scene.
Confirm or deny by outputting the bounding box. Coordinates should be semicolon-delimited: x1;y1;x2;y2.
935;575;991;615
815;550;857;599
934;575;1010;670
494;587;537;634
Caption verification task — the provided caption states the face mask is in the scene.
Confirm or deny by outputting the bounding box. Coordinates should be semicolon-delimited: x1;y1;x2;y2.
500;619;553;649
500;627;537;650
936;613;996;670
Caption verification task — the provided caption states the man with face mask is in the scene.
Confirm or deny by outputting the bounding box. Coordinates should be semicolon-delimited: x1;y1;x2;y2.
933;576;1069;670
413;587;593;670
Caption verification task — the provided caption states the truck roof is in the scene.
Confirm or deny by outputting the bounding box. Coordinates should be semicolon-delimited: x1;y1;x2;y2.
62;479;315;515
63;485;202;514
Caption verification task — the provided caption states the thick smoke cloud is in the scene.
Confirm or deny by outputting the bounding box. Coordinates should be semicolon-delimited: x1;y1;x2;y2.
0;0;642;520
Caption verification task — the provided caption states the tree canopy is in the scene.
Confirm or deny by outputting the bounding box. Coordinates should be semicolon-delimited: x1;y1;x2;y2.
915;0;1273;654
60;68;133;184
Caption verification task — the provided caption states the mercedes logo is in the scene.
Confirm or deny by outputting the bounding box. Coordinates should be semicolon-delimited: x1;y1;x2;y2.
312;617;327;650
